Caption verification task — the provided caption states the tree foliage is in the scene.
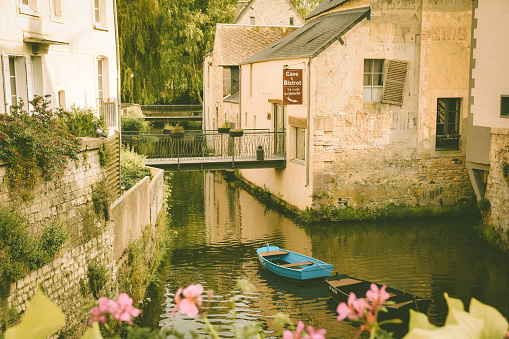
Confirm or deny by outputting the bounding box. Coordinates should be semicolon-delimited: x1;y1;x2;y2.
117;0;319;105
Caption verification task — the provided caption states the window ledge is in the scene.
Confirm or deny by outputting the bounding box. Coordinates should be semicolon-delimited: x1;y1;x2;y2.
50;15;64;23
433;150;463;157
93;24;109;31
290;159;305;165
19;6;39;17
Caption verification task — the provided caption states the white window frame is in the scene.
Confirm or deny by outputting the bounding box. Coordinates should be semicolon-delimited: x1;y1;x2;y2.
363;59;384;102
93;0;107;29
295;126;305;161
50;0;63;21
2;55;33;111
19;0;38;16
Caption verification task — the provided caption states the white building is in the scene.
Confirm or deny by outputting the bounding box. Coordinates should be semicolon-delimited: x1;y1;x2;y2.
0;0;120;133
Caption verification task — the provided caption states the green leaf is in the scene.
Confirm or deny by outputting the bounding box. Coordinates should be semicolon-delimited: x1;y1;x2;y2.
445;309;484;337
404;324;479;339
407;309;438;332
81;322;103;339
5;285;65;339
469;297;509;339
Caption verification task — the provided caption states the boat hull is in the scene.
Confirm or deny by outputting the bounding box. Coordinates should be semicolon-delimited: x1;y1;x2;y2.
257;246;334;280
325;274;432;323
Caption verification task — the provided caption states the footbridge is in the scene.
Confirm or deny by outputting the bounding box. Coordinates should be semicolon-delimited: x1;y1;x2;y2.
121;130;286;171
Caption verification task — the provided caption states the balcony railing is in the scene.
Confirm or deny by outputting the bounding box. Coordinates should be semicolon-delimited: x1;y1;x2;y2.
98;98;117;127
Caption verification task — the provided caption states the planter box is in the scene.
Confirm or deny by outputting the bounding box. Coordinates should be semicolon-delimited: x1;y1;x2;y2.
218;127;230;134
170;131;185;139
229;130;243;137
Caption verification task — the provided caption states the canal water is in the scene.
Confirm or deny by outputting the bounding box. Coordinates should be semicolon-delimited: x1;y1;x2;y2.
139;171;509;338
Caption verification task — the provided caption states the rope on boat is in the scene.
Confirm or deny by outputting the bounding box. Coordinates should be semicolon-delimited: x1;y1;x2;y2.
315;259;333;273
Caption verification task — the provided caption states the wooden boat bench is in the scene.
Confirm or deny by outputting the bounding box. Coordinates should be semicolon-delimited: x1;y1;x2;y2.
259;250;289;257
329;278;363;288
280;261;314;268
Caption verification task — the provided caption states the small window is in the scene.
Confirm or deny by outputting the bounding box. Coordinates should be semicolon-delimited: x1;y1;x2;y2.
97;58;104;100
93;0;106;27
8;57;18;106
19;0;38;15
363;59;384;102
289;17;294;25
223;66;239;99
58;90;66;109
250;16;255;25
295;127;305;160
501;96;509;118
51;0;62;18
436;98;461;151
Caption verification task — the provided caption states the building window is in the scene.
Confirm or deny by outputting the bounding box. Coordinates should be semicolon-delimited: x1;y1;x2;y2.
436;98;461;151
19;0;38;15
289;17;294;25
8;57;18;106
97;58;104;99
58;90;66;108
93;0;106;27
51;0;62;19
295;127;305;161
223;66;239;99
501;96;509;118
250;16;255;25
363;59;384;102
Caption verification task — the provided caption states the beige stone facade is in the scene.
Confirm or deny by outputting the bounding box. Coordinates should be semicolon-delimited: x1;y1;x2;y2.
203;0;302;132
239;0;475;211
0;0;120;133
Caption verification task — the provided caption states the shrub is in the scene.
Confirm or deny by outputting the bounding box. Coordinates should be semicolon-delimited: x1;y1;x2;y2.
65;105;107;137
92;180;112;221
0;95;81;199
121;107;151;132
0;207;68;290
121;147;151;191
87;261;108;299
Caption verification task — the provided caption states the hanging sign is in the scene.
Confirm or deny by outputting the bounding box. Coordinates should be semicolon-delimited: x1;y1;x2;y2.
283;69;303;105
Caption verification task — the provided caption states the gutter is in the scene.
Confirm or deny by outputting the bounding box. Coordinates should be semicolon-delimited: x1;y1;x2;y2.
113;0;122;193
306;57;311;187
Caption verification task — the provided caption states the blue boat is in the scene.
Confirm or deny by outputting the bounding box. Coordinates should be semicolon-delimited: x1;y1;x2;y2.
257;244;334;280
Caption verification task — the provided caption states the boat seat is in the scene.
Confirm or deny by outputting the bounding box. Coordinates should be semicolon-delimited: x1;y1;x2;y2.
329;278;363;288
259;250;289;257
280;261;313;268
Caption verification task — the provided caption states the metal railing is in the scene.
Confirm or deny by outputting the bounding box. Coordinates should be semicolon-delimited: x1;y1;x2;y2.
121;130;285;161
140;105;202;117
98;98;117;127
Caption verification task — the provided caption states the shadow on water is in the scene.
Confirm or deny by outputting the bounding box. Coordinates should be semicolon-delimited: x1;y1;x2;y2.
139;171;509;338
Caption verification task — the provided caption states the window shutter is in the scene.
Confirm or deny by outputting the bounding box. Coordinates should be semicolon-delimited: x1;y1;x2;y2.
25;56;34;109
2;54;11;112
381;60;408;106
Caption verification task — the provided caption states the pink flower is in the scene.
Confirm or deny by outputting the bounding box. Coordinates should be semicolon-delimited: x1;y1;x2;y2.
283;321;326;339
303;325;326;339
88;296;118;326
337;292;370;321
112;293;142;325
366;284;390;307
173;284;204;318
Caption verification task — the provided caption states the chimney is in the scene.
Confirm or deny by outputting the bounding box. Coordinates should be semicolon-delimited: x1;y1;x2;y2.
237;0;249;15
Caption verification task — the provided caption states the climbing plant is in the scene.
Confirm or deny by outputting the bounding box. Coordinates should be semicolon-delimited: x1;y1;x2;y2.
0;95;81;200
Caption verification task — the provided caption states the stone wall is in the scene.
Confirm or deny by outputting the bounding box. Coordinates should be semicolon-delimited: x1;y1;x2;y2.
1;137;165;337
486;130;509;230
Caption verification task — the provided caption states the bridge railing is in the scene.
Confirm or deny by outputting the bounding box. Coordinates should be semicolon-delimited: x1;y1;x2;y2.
140;105;202;117
121;130;286;160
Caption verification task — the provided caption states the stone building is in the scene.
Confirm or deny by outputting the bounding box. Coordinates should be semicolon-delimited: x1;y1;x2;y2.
238;0;475;211
468;0;509;230
203;0;302;131
0;0;120;133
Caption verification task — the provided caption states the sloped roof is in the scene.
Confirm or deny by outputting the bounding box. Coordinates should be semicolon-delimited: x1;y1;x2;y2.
306;0;349;20
215;24;298;66
241;7;370;64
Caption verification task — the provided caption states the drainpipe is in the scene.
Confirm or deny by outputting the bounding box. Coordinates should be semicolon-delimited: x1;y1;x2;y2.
305;57;311;187
239;66;242;128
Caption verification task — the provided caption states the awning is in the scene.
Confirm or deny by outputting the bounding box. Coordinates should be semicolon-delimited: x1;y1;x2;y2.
23;32;69;45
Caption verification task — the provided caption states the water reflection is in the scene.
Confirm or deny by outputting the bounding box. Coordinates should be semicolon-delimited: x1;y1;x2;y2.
141;171;509;338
